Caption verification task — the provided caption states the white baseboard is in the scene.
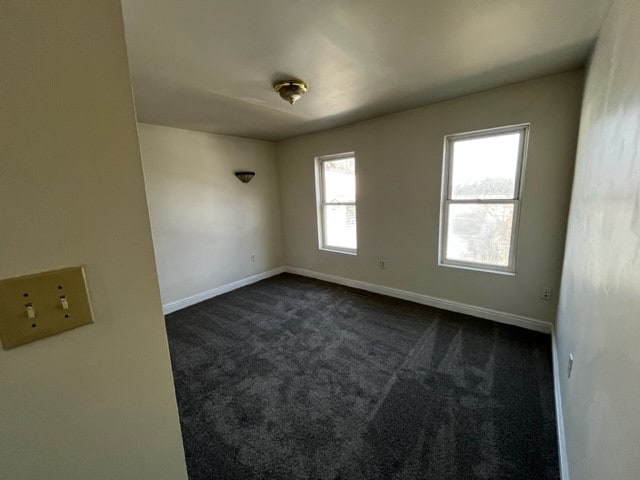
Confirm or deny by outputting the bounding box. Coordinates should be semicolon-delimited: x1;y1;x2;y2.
162;267;286;314
284;267;552;334
551;326;570;480
163;265;553;335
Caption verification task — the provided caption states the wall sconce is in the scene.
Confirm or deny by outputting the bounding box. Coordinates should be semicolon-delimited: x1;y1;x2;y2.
235;171;255;183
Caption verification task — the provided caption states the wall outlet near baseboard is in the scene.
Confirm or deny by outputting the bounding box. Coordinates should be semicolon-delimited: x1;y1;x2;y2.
540;287;552;300
567;353;574;378
379;258;386;270
250;254;256;263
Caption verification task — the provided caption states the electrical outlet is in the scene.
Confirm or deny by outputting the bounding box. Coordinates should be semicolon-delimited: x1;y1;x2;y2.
567;353;574;378
250;254;256;263
540;287;552;301
379;258;386;270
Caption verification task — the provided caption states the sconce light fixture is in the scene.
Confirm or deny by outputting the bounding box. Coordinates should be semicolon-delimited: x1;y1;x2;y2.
235;171;255;183
273;79;308;105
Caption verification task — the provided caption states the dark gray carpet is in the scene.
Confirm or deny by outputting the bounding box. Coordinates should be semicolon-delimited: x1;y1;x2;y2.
165;273;559;480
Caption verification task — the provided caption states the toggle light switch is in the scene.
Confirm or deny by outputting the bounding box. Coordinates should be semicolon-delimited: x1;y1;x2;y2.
0;267;94;349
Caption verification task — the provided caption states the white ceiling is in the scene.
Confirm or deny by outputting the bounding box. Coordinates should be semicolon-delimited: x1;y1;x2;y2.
121;0;612;141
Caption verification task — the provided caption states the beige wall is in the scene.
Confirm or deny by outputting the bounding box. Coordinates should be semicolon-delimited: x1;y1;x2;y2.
138;124;283;307
0;2;187;480
556;0;640;478
277;71;583;323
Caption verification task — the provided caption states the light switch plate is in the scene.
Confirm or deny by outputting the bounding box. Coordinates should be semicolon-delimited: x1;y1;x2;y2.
0;267;94;349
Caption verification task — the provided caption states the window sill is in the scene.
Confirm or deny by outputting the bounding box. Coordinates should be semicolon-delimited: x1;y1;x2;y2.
319;247;357;256
438;261;515;276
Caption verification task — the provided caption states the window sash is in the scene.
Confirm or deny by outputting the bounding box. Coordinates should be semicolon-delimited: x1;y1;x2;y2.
444;126;527;202
320;204;357;253
441;199;519;272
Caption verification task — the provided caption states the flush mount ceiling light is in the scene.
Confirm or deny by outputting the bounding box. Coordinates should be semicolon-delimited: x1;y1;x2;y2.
273;79;308;105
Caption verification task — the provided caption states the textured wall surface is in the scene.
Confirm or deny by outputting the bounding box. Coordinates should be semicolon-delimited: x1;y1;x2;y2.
556;0;640;478
139;123;284;306
0;2;187;479
278;71;583;323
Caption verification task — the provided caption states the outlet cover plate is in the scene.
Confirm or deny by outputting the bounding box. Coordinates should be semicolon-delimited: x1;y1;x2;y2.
0;267;94;349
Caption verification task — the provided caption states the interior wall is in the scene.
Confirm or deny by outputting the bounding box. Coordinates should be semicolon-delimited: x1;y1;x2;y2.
138;123;283;307
277;71;583;323
0;2;187;480
556;0;640;478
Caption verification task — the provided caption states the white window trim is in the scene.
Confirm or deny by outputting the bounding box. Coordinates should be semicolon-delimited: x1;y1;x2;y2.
315;152;357;255
438;124;530;274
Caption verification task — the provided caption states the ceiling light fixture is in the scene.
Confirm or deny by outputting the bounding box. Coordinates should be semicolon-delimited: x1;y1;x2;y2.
273;79;308;105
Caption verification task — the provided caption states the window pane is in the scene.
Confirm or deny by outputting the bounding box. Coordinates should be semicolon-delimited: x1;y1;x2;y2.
450;132;520;199
323;158;355;203
324;205;357;250
445;203;514;267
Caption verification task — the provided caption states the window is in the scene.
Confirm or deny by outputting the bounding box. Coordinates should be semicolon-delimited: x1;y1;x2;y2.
315;153;357;254
439;125;528;273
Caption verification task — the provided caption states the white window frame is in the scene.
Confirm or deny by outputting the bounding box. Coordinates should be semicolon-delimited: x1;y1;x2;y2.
315;152;357;255
439;124;529;274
